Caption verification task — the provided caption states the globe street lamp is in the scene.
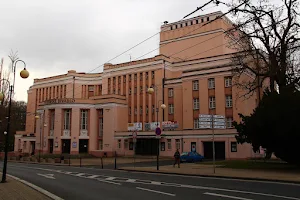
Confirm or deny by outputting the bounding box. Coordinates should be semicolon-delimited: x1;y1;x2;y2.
1;54;29;183
147;86;166;171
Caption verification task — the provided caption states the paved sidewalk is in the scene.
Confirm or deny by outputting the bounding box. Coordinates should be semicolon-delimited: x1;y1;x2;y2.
0;176;51;200
120;163;300;183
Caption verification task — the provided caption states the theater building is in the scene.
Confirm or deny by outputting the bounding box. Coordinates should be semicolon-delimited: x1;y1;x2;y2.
14;11;257;159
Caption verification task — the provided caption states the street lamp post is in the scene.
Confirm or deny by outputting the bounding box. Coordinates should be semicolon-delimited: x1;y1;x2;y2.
35;113;47;163
147;86;166;171
0;54;29;183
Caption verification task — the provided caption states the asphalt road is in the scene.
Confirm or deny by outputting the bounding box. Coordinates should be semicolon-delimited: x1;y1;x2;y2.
1;162;300;200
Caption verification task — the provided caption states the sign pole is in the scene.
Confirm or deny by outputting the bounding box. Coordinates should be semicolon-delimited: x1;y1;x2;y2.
211;114;216;174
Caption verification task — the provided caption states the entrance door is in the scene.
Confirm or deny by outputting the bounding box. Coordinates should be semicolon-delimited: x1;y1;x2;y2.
135;138;158;155
79;139;89;154
49;139;53;154
61;139;71;154
203;141;225;160
191;142;196;152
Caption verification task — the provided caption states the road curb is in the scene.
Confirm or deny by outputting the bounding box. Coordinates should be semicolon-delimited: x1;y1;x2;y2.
8;160;72;166
118;168;300;185
7;174;64;200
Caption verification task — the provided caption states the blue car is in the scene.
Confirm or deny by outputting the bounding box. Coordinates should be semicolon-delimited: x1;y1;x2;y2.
180;152;204;163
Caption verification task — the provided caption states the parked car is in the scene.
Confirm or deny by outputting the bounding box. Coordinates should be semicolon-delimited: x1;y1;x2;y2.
180;152;204;163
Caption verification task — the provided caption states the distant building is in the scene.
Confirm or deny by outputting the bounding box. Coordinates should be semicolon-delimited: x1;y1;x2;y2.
15;11;256;159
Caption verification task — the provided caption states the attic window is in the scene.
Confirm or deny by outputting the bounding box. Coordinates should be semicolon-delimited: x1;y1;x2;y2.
196;19;199;24
201;18;204;23
185;22;188;26
207;17;210;21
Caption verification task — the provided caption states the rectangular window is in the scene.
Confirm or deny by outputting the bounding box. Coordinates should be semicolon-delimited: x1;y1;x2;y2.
193;98;199;110
99;118;103;136
113;89;116;94
175;139;180;150
146;106;149;114
145;72;148;80
99;140;103;150
63;109;71;130
88;86;94;92
151;71;155;79
194;118;199;129
231;142;237;152
152;105;155;114
140;86;143;93
161;142;165;151
113;77;116;84
50;110;55;130
167;139;172;150
168;104;174;114
134;107;137;115
129;107;131;115
226;117;233;128
123;75;126;83
118;77;121;83
124;139;129;149
134;87;137;94
129;142;133;150
129;88;132;95
140;106;143;115
208;78;215;89
193;80;199;90
226;95;233;108
129;75;132;81
140;73;143;80
168;88;174;97
209;96;216;109
118;140;121;149
80;110;88;130
225;77;232;87
134;74;137;80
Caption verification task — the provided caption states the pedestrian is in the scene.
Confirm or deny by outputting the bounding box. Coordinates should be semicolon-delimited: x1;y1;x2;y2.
173;149;180;168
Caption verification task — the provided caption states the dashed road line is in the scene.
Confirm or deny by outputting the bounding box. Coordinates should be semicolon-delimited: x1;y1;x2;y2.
136;187;176;197
204;192;253;200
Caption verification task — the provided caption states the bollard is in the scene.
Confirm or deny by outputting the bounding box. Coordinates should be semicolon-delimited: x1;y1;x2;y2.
101;157;103;169
114;151;117;170
80;156;82;167
69;155;70;166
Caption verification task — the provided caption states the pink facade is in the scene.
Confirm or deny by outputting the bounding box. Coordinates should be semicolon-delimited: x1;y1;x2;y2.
15;11;258;159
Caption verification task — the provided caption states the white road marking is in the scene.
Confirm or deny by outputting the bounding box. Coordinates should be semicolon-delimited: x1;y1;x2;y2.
98;179;121;185
8;164;300;200
105;177;116;181
136;187;176;196
37;173;55;179
7;174;64;200
87;175;100;179
64;172;73;174
204;192;253;200
73;173;85;177
151;181;161;185
126;179;136;182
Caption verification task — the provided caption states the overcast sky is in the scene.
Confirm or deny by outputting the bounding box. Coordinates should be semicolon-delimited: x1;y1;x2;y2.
1;0;234;102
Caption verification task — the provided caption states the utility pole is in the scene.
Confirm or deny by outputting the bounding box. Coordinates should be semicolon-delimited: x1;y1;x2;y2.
211;114;216;174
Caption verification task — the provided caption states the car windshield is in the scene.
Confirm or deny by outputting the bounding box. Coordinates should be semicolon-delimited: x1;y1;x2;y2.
181;152;188;156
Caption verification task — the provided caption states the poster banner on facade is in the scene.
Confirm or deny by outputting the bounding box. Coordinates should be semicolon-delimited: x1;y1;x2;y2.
128;123;142;131
162;121;179;130
144;122;160;131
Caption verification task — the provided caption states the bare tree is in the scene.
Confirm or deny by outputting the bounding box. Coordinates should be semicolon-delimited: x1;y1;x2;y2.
226;0;300;96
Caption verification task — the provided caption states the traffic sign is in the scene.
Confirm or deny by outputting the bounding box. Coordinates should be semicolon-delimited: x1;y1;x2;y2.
155;127;162;135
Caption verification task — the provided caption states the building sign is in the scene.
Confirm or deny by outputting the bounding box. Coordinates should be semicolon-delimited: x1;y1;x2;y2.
44;98;75;105
72;142;77;148
144;122;160;131
128;123;142;131
162;121;179;130
198;114;226;129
